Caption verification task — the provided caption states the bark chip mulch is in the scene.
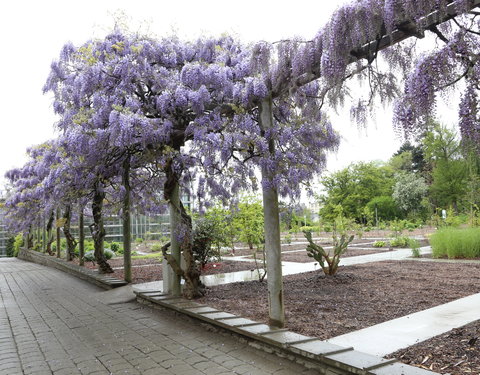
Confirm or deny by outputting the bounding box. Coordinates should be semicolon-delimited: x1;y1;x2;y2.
387;320;480;375
198;260;480;374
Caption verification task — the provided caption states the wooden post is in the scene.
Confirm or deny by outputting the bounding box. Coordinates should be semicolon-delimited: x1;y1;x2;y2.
259;97;285;328
56;208;61;258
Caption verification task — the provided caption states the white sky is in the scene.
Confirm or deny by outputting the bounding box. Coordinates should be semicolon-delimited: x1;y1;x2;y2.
0;0;461;194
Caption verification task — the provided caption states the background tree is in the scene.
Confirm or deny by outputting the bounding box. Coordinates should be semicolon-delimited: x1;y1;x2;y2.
319;162;394;222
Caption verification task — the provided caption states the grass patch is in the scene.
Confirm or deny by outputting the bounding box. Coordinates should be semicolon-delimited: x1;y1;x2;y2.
131;252;163;261
431;227;480;259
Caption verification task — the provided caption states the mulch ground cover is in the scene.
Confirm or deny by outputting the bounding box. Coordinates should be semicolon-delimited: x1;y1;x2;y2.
386;320;480;375
197;260;480;373
279;248;391;263
107;259;256;284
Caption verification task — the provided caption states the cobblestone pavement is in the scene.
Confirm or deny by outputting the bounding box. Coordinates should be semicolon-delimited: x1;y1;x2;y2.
0;258;317;375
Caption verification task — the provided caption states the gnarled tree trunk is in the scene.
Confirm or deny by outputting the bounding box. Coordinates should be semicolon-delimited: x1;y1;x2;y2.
163;160;204;299
89;182;113;274
63;205;77;261
45;211;55;256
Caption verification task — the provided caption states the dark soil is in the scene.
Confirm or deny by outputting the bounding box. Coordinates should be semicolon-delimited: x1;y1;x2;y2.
280;248;391;263
386;320;480;375
198;261;480;341
109;259;256;284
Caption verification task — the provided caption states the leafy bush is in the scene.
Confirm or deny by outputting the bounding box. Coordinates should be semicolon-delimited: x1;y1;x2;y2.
104;249;115;259
192;217;221;268
366;196;402;221
304;231;354;276
150;243;163;252
83;248;114;262
409;238;421;258
389;236;410;247
431;227;480;258
372;241;386;247
6;236;15;257
83;251;95;262
13;234;24;257
110;242;120;253
135;237;144;243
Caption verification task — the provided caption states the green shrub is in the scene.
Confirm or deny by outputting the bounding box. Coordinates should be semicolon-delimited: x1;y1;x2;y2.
6;236;15;257
372;241;386;248
150;243;162;252
431;227;480;259
409;238;421;258
104;249;115;259
83;251;95;262
110;242;120;253
389;236;410;247
135;237;144;243
83;248;114;262
304;231;354;276
13;234;24;257
116;247;124;255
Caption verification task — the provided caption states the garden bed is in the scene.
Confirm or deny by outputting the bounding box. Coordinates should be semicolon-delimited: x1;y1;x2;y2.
106;259;256;284
198;260;480;343
386;320;480;374
279;248;391;263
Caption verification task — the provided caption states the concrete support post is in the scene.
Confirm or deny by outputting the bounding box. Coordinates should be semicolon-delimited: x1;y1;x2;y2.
259;97;285;328
56;208;61;258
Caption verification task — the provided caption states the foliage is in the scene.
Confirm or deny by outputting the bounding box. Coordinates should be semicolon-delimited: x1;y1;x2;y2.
319;162;395;222
109;242;121;253
372;241;386;248
409;238;421;258
192;217;221;268
431;227;480;259
13;234;24;257
392;172;428;214
6;236;15;257
131;252;162;260
304;230;354;276
150;243;163;252
365;196;402;222
389;236;411;248
233;197;264;250
84;248;114;262
135;238;144;244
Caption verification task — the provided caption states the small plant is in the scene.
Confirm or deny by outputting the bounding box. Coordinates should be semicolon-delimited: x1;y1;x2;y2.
135;237;144;244
283;234;292;245
252;245;267;282
110;242;120;253
389;236;410;248
304;230;354;276
84;249;114;263
409;238;421;258
372;241;386;247
150;242;163;252
13;234;24;257
83;251;95;262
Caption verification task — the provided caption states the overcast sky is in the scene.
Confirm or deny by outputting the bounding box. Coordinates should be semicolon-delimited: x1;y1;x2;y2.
0;0;460;193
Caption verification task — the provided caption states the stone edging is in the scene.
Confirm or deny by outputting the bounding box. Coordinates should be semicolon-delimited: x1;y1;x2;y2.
18;249;128;290
135;291;439;375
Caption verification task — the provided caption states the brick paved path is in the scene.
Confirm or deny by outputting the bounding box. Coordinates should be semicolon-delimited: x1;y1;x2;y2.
0;259;316;375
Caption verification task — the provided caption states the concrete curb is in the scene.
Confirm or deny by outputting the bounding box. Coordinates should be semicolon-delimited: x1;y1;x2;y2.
135;291;439;375
18;249;128;290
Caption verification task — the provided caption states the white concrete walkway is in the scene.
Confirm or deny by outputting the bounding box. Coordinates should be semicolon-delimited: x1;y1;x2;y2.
327;292;480;356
